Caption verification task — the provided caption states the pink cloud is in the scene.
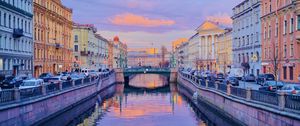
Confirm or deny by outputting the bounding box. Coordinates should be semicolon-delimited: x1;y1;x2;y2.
206;13;233;26
109;13;175;27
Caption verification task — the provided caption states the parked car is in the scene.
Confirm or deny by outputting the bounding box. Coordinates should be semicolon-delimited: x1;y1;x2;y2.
70;73;85;80
225;77;239;86
19;79;44;89
256;74;275;85
19;79;44;95
0;76;23;89
47;76;63;83
39;73;54;82
216;73;225;82
229;68;243;80
277;84;300;95
258;81;284;92
243;74;256;82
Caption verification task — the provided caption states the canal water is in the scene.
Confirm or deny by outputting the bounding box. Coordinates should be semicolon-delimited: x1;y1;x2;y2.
41;74;240;126
88;74;204;126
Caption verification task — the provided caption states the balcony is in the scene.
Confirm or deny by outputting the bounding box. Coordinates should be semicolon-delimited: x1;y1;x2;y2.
13;29;24;38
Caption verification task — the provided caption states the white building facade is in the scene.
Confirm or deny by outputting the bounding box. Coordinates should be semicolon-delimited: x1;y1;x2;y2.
197;21;225;72
232;0;262;76
187;33;199;68
0;0;34;75
175;42;189;68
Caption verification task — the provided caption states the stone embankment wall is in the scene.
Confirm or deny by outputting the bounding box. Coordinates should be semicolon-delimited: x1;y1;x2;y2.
0;73;116;126
178;74;300;126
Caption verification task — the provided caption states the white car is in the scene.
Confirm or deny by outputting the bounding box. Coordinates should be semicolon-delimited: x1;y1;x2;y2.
19;79;44;89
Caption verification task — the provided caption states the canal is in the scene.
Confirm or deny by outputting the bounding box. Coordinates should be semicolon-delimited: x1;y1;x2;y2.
40;74;241;126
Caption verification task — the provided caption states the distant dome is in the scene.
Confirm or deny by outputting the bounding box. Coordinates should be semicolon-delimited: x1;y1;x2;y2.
113;36;119;42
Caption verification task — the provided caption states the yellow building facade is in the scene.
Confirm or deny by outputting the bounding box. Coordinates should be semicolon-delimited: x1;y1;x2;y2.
216;29;233;74
33;0;73;77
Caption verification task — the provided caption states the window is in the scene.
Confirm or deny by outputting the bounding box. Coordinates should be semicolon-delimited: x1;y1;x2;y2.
4;13;6;27
268;25;271;38
74;45;78;52
290;44;294;56
74;35;78;42
290;18;294;33
275;19;278;36
283;66;287;79
284;45;287;57
251;34;254;44
264;48;267;59
297;15;300;30
264;26;267;39
75;56;79;61
256;52;260;62
8;15;11;28
284;20;287;34
269;0;272;12
289;67;293;80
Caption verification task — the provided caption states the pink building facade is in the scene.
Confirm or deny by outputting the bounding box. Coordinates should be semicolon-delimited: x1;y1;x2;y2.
261;0;300;83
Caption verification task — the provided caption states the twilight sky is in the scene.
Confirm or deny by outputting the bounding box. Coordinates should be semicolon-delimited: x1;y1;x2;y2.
61;0;243;49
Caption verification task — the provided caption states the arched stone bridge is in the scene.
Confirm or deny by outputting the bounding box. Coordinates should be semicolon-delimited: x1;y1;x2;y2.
114;68;178;84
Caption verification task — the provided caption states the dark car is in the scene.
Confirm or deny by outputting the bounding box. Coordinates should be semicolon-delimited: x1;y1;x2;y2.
259;81;284;92
216;73;225;82
0;76;23;89
256;74;275;85
225;77;239;86
39;73;54;82
243;74;256;82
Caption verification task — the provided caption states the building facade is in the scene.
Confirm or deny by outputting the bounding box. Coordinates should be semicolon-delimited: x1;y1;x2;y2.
261;0;300;83
33;0;73;76
127;50;161;67
111;36;127;68
73;24;109;70
197;21;225;72
0;0;34;76
187;33;199;68
232;0;262;76
174;42;189;68
216;29;233;74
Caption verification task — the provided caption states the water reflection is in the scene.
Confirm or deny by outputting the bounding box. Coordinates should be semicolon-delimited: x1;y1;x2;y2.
128;74;168;89
77;74;208;126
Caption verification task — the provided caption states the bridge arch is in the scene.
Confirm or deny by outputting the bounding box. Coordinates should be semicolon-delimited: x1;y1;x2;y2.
123;68;171;87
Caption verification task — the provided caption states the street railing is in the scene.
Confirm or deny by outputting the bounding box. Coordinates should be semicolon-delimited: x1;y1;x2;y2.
285;95;300;110
179;71;300;112
0;71;115;105
231;86;247;99
218;83;227;93
0;90;15;103
251;90;279;105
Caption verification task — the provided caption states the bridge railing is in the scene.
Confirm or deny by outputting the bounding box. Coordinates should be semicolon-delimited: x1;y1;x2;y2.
179;71;300;112
124;68;171;72
0;71;115;105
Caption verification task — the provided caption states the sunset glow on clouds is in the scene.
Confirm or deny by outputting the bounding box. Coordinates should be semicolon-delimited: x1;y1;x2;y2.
110;13;175;27
61;0;244;48
206;13;233;26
